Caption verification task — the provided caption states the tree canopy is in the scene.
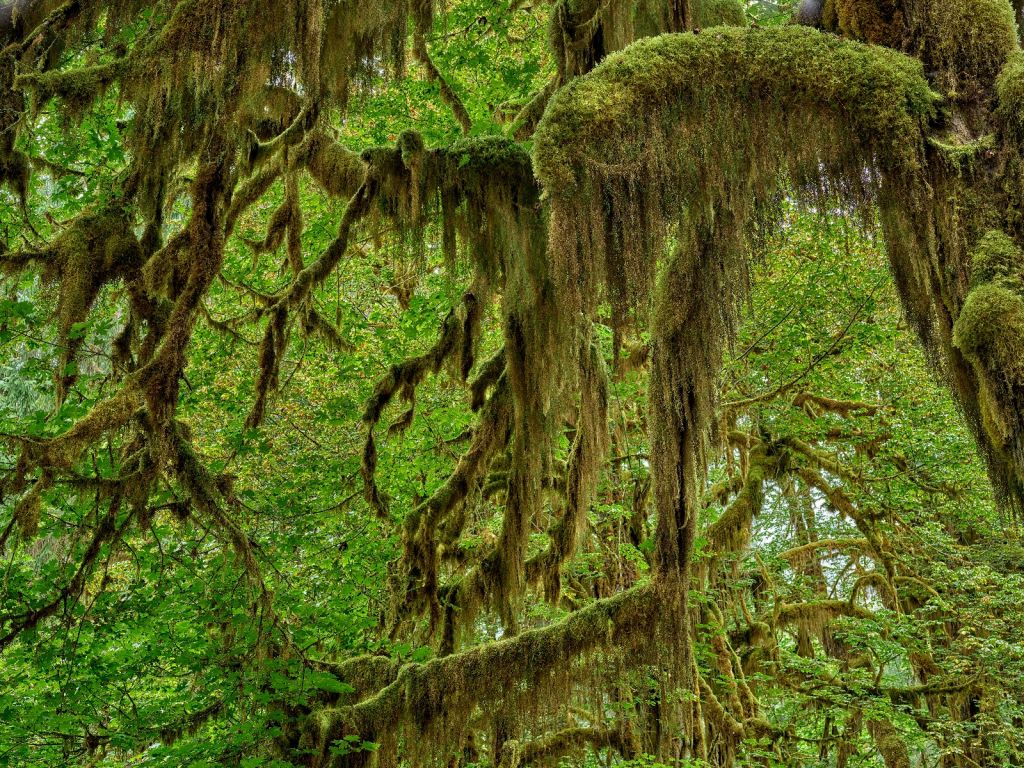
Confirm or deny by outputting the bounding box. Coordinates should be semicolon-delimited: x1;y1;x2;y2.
1;0;1024;766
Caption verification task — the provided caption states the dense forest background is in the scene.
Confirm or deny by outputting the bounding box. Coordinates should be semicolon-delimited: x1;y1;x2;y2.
1;0;1024;766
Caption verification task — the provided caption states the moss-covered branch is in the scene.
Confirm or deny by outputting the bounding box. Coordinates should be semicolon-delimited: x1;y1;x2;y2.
304;583;655;766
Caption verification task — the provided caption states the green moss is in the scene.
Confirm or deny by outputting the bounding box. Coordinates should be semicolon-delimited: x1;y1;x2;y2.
535;26;936;197
706;451;768;555
820;0;905;47
817;0;1017;105
0;149;29;203
954;281;1024;382
997;50;1024;138
17;61;124;119
533;25;936;411
927;132;995;171
694;0;746;28
13;481;43;539
359;132;539;279
43;208;143;401
970;229;1024;285
908;0;1018;104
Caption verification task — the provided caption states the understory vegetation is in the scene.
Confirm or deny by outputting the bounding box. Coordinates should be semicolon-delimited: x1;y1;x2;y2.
1;0;1023;766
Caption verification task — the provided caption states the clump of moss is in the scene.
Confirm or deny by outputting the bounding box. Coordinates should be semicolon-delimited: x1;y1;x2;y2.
904;0;1018;106
694;0;746;27
969;229;1024;285
535;26;935;199
811;0;1017;111
11;208;144;401
955;283;1024;389
549;0;636;84
819;0;905;48
705;448;770;556
952;229;1024;508
997;50;1024;139
13;480;44;539
867;719;913;768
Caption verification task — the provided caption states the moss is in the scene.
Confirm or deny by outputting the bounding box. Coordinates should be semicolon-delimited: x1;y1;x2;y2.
954;282;1024;381
817;0;1017;106
694;0;746;27
13;480;44;539
824;0;906;48
952;271;1024;496
225;160;283;236
35;387;141;471
904;0;1018;105
42;208;144;401
0;149;29;204
775;599;871;632
535;26;935;198
533;26;935;630
969;229;1024;285
705;450;768;556
301;129;365;199
345;134;553;631
314;583;655;765
867;719;912;768
17;60;124;119
997;50;1024;138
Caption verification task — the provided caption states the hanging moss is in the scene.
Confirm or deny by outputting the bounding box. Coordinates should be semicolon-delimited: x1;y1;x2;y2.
530;35;945;741
3;0;429;220
705;448;770;556
5;207;144;401
867;718;913;768
17;59;125;119
361;292;482;516
774;599;871;633
225;160;285;237
535;26;935;200
0;149;29;204
12;478;45;539
953;231;1024;496
300;128;366;199
534;26;936;574
304;583;654;767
